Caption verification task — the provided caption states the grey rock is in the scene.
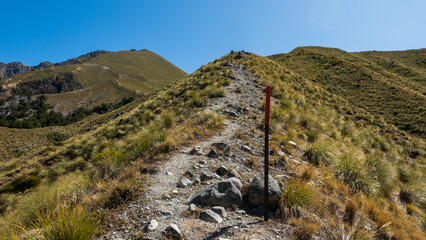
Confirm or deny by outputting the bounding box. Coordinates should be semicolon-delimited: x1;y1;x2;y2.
211;206;228;218
247;173;282;210
242;145;252;152
228;169;242;180
254;205;274;217
224;109;239;117
277;151;285;157
224;145;231;155
200;170;215;181
144;219;158;232
200;210;223;223
208;149;220;158
163;224;182;239
179;177;192;188
216;166;228;176
188;177;243;208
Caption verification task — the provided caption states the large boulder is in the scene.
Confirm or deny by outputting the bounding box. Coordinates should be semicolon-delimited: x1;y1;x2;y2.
247;173;282;210
188;177;243;208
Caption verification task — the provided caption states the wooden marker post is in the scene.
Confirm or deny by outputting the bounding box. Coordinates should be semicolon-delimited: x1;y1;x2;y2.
264;85;271;221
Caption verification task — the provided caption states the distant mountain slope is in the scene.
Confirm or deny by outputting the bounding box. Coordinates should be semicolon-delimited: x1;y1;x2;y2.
269;47;426;138
0;49;187;114
0;50;109;81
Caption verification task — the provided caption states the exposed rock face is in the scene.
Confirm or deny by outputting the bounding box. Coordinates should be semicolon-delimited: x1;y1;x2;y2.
247;173;282;210
188;177;243;208
0;50;110;81
0;62;34;81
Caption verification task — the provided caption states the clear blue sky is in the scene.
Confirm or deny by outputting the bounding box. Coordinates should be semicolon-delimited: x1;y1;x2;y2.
1;0;425;73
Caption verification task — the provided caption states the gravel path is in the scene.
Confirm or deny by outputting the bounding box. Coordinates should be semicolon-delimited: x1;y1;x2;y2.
101;62;293;240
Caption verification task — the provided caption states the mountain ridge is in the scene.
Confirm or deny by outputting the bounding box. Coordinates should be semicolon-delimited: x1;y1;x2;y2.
0;50;111;81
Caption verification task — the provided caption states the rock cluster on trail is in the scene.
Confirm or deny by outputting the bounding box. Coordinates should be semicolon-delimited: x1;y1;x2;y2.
247;173;282;210
188;177;243;208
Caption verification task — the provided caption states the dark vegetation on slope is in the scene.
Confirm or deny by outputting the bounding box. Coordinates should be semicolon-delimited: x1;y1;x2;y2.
269;47;426;138
0;95;134;129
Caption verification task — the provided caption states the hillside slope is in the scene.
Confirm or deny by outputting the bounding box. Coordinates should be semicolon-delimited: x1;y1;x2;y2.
0;51;424;239
0;49;187;114
269;47;426;138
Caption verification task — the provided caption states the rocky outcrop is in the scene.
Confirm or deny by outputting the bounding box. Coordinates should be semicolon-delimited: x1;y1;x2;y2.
0;62;34;81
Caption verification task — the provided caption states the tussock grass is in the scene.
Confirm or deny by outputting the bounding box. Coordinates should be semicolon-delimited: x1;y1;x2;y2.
277;180;316;218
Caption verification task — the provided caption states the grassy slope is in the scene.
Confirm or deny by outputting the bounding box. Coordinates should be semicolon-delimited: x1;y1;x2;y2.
269;47;426;138
0;51;424;239
1;50;187;113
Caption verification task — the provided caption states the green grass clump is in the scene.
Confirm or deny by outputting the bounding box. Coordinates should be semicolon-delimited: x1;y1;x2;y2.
278;180;316;218
304;142;335;166
24;203;98;240
336;154;376;194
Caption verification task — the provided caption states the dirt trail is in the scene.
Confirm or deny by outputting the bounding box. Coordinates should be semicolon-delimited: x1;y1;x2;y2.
102;62;292;240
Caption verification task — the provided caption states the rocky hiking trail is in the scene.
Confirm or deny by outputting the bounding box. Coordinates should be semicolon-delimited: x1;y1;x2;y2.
101;62;296;240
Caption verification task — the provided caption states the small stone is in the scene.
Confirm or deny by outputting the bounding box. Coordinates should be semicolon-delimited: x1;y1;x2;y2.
164;224;182;239
163;193;171;199
211;206;228;218
242;145;252;152
179;177;192;188
190;146;203;155
199;160;207;164
208;149;220;158
228;169;242;180
172;190;179;194
224;109;238;117
288;141;297;147
277;151;285;157
189;203;197;211
161;210;173;216
223;145;231;155
216;166;228;176
236;210;246;215
145;219;158;232
166;171;173;176
200;210;223;223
